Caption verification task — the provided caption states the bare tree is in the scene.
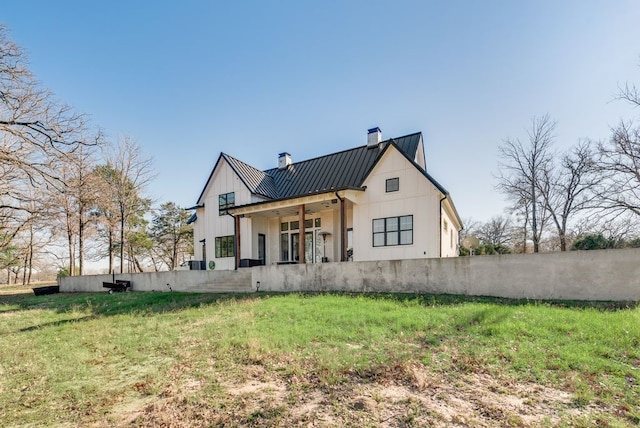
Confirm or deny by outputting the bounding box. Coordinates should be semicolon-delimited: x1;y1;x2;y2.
49;139;103;276
593;69;640;219
1;25;91;272
496;115;556;252
596;121;640;217
1;25;87;190
477;215;513;248
537;140;599;251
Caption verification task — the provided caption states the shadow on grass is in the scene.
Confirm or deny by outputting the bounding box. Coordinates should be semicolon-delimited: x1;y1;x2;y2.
0;291;258;318
266;291;639;311
19;315;96;332
1;290;636;323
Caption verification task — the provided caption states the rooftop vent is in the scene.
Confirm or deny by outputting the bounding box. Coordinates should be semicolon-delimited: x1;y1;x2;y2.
278;152;292;170
367;127;382;148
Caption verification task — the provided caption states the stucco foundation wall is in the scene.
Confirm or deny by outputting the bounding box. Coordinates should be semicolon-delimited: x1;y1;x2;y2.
59;249;639;301
252;249;640;301
59;270;252;293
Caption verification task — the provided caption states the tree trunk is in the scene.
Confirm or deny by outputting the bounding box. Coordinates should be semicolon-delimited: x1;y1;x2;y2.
119;213;125;274
559;230;567;252
108;230;114;274
78;206;84;275
68;235;75;276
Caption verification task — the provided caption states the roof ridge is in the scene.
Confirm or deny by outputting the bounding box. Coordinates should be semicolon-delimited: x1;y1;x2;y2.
262;131;421;173
223;152;274;177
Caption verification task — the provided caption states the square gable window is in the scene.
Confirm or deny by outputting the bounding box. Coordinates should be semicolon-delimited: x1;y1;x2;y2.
219;192;235;216
386;177;399;193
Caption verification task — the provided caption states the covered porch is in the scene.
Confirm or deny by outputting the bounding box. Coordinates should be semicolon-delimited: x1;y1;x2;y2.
230;191;359;268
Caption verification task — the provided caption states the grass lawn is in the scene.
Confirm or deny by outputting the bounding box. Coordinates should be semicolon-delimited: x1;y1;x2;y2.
0;289;638;427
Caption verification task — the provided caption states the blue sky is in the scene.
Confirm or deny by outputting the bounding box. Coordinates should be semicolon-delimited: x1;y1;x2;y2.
4;1;640;223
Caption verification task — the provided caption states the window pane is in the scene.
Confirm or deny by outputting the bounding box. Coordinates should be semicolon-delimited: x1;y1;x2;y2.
227;192;234;205
304;219;313;229
400;215;413;230
373;233;385;247
215;237;221;258
290;221;299;230
280;233;288;261
386;177;399;192
291;233;299;261
386;217;398;231
221;237;228;257
400;230;413;245
281;222;289;231
386;231;398;246
219;194;226;205
315;218;321;227
373;219;385;233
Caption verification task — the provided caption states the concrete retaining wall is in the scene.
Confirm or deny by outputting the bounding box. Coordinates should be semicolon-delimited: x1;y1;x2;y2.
59;248;640;301
252;248;640;301
59;270;252;293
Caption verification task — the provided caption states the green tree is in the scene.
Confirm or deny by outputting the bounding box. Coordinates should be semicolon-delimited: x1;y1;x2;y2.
150;202;193;270
125;206;153;272
571;234;614;250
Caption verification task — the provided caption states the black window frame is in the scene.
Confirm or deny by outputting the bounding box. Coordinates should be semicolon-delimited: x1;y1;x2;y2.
385;177;399;193
215;235;235;258
372;215;413;247
218;192;235;216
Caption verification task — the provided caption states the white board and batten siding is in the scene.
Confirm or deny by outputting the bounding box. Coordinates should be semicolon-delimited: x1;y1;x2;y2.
351;145;443;261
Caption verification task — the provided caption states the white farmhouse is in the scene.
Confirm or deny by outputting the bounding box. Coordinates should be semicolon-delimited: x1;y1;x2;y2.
189;128;462;270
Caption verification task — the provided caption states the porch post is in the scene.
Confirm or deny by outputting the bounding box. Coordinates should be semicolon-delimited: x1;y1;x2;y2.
235;215;241;270
340;197;347;261
298;204;305;264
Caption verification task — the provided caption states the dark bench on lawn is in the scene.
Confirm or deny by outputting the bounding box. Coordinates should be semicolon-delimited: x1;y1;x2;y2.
103;274;132;293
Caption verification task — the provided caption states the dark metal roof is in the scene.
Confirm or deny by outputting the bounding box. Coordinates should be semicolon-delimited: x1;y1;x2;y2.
262;132;424;199
197;131;453;206
223;153;279;199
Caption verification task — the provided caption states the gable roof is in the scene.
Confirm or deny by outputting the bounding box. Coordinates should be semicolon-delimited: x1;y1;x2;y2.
262;132;432;199
196;131;451;205
223;154;279;199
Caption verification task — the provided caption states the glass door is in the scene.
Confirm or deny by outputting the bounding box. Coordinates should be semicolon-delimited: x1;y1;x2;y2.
305;232;314;264
258;234;265;265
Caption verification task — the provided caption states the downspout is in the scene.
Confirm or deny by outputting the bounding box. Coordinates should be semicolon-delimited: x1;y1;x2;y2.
335;192;346;262
439;194;447;258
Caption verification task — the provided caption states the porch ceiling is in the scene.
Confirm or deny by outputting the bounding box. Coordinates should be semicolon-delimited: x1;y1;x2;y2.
230;191;359;218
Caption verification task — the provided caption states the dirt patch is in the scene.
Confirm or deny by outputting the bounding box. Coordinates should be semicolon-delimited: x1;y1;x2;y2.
120;362;606;427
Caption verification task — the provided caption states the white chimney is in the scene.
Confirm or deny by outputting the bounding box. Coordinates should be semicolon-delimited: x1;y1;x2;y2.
278;152;292;169
367;127;382;148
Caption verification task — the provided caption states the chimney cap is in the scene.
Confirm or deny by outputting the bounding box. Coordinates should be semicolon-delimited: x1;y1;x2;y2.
367;127;381;134
278;152;291;157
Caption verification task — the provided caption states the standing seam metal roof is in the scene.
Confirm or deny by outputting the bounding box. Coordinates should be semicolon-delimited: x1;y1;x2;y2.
216;132;441;201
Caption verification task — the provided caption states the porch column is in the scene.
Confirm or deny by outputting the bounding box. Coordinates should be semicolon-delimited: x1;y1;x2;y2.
298;204;305;264
235;214;241;270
